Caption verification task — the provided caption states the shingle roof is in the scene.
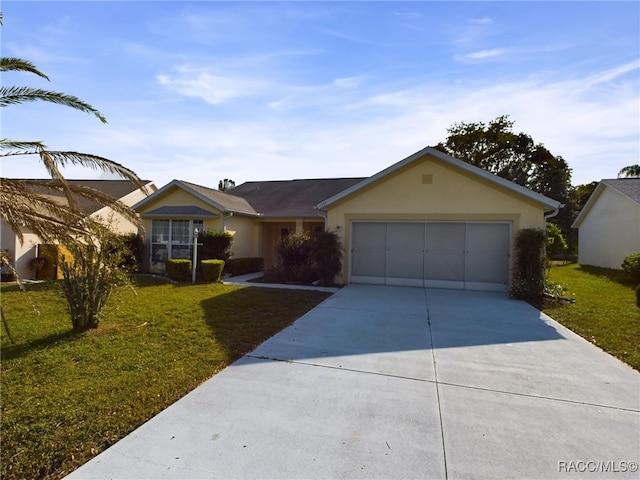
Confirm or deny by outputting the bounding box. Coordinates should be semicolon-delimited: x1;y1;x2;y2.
228;178;366;217
179;181;258;215
602;178;640;204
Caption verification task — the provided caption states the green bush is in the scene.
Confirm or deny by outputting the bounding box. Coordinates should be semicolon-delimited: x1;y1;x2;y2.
622;252;640;283
60;236;130;332
635;285;640;308
165;259;192;282
274;232;313;269
546;222;568;258
200;230;233;261
311;231;342;285
511;228;546;306
225;257;264;276
120;233;144;272
201;259;225;282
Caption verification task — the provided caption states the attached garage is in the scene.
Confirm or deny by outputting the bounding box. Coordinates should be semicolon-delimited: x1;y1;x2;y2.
316;147;562;291
351;221;511;291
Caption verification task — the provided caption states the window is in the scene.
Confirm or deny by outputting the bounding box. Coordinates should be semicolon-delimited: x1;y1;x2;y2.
151;219;203;269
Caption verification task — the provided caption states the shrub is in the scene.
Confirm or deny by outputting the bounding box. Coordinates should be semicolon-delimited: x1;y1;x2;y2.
622;252;640;284
268;232;316;283
311;231;342;285
274;232;313;269
200;230;233;261
511;228;546;306
119;233;144;272
225;257;264;276
201;259;225;282
60;236;129;332
165;259;192;282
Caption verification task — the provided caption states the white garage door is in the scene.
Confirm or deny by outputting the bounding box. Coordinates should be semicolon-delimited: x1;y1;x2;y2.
351;222;511;291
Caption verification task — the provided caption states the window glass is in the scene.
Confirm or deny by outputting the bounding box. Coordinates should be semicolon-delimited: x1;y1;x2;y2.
152;220;170;243
171;220;190;244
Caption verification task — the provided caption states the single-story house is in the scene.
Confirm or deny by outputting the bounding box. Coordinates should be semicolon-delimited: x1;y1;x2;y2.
1;179;156;279
134;147;561;291
572;178;640;269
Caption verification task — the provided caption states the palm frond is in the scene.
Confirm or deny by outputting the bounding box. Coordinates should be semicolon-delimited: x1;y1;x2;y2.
39;151;147;190
0;139;47;153
0;86;107;123
1;179;142;245
0;57;50;80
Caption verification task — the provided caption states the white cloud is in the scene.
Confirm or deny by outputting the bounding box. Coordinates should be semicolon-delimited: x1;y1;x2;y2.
156;67;267;104
456;48;508;62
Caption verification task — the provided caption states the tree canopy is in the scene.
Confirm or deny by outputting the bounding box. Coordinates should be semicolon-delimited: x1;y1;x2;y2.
618;165;640;178
434;115;577;249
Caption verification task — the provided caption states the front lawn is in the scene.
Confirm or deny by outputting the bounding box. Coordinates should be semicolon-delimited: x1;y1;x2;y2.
544;263;640;371
0;277;331;480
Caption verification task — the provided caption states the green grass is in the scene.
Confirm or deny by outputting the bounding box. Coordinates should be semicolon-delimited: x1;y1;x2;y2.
1;277;331;480
544;263;640;371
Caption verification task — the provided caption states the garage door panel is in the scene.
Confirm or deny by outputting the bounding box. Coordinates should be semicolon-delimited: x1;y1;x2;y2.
387;223;424;249
425;252;465;281
466;223;510;252
387;250;424;279
465;252;509;284
352;222;386;249
426;223;465;251
352;250;386;277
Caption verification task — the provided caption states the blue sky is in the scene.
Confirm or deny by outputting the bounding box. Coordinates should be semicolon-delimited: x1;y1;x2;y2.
2;1;639;188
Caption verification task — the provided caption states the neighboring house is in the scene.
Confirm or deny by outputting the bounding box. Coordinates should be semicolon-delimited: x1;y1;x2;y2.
1;179;157;279
572;178;640;269
135;147;560;291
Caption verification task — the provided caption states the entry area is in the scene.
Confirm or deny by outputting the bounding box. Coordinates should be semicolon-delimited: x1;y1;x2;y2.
350;221;511;291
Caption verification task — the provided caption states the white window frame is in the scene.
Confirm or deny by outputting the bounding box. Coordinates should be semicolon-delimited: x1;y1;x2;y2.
151;219;203;269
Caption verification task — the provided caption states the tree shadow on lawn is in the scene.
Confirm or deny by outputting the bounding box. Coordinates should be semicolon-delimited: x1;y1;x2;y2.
198;286;331;360
1;329;80;361
576;264;636;288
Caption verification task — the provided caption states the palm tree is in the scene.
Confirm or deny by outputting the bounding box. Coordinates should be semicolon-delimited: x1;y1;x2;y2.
618;165;640;178
1;55;146;245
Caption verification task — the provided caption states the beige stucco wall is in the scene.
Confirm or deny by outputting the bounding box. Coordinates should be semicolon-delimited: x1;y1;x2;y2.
92;183;156;235
225;215;258;259
325;154;548;283
578;187;640;269
1;222;41;279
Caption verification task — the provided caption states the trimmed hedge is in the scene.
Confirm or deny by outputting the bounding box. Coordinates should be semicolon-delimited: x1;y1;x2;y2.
201;259;225;283
165;259;192;282
225;257;264;276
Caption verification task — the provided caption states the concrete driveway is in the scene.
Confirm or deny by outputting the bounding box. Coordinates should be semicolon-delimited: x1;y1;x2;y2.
67;285;639;479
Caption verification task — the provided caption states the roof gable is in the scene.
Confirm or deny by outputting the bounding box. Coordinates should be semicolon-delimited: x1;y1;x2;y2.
316;147;562;212
133;180;259;216
572;178;640;228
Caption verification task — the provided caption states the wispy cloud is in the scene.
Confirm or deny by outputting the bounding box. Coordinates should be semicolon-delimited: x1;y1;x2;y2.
156;66;268;104
457;48;508;62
